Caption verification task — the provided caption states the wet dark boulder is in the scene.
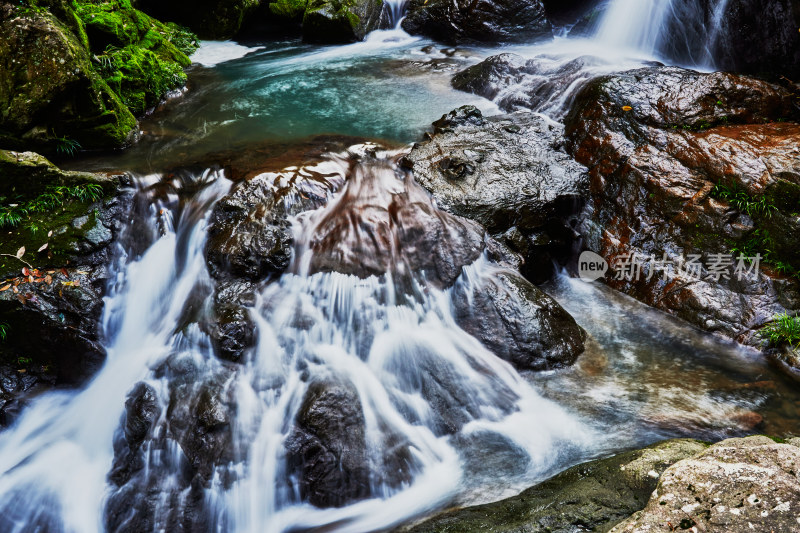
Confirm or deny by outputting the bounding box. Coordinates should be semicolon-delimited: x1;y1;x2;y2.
203;280;258;363
109;382;163;487
105;365;236;533
284;380;371;508
540;0;595;24
712;0;800;78
400;439;708;533
205;160;345;281
401;0;552;45
0;4;137;153
452;270;586;371
564;66;800;350
302;0;389;44
304;154;486;289
407;106;587;234
406;106;588;282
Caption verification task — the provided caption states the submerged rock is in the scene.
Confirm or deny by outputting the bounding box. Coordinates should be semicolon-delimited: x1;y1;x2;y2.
406;106;588;282
612;436;800;533
564;66;800;349
0;4;137;152
401;439;708;533
401;0;552;45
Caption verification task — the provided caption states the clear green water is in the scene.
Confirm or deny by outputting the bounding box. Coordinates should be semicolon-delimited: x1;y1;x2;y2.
69;33;497;173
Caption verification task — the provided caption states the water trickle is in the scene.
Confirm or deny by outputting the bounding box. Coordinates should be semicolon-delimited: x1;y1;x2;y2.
593;0;676;56
384;0;409;28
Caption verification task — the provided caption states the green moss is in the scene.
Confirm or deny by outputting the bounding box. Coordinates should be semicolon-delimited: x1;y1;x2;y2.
74;0;196;115
0;151;115;279
98;45;187;115
0;201;105;279
269;0;308;20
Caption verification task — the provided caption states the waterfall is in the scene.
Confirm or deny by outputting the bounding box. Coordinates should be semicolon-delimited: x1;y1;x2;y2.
592;0;735;68
0;151;593;532
699;0;732;67
385;0;409;28
593;0;677;55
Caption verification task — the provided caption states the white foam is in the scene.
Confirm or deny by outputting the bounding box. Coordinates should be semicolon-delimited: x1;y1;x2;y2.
192;40;264;67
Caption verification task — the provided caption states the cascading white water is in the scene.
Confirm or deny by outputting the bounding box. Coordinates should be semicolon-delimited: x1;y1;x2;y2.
0;150;594;532
0;170;231;532
383;0;409;29
593;0;677;55
592;0;735;68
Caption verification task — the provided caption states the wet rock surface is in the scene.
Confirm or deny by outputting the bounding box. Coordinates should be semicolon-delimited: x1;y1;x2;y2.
284;380;372;508
401;0;552;45
205;156;347;281
662;0;800;79
611;436;800;533
304;152;486;289
406;106;588;282
106;359;236;533
563;66;800;348
453;270;586;372
400;439;708;533
451;54;629;118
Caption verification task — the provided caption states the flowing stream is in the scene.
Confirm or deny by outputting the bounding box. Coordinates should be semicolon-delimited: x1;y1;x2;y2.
5;1;796;532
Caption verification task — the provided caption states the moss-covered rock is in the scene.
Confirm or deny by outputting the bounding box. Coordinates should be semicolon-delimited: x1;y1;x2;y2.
301;0;387;43
0;3;137;153
399;439;708;533
0;150;121;279
268;0;308;21
0;151;127;423
75;0;196;116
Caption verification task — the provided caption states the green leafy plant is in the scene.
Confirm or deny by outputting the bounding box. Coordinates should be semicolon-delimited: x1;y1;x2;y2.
0;184;103;229
15;356;32;366
54;136;82;157
711;183;778;218
761;313;800;347
0;323;8;342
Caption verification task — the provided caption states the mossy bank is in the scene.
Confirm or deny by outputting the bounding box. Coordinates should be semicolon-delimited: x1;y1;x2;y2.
0;0;198;155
